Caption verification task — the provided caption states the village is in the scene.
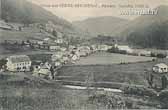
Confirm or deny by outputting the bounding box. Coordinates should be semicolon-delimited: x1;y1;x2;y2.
1;19;168;109
1;20;168;80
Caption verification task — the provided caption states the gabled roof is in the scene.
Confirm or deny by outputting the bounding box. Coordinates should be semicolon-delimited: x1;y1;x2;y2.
154;63;168;68
8;55;31;63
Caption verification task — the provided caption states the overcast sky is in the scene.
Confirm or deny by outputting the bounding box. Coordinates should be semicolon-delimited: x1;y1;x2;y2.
28;0;168;22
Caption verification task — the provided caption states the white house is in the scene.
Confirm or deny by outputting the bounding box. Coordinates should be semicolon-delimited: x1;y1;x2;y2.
117;45;133;53
49;45;60;51
60;47;67;52
35;65;52;79
54;38;63;44
97;45;109;51
55;61;62;67
6;55;31;72
152;63;168;73
37;41;43;45
139;50;151;56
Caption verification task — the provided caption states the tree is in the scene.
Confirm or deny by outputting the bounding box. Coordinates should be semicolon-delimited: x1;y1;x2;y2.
52;30;57;37
19;26;22;31
0;59;7;69
50;66;55;80
162;75;167;89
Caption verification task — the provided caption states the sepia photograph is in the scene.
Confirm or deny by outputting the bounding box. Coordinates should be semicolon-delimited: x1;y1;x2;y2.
1;0;168;109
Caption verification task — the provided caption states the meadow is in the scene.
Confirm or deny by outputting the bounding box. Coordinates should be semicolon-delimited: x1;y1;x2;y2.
75;52;154;65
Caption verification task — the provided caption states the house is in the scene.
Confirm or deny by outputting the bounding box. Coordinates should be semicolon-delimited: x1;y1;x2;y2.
60;47;67;52
78;46;91;57
55;61;62;67
6;55;31;72
0;20;12;30
54;38;63;44
45;21;55;32
139;50;151;56
152;63;168;73
90;45;97;52
62;56;69;64
51;52;64;61
33;65;52;79
37;41;43;45
71;54;80;63
117;45;133;53
49;45;61;51
97;45;110;51
133;49;151;56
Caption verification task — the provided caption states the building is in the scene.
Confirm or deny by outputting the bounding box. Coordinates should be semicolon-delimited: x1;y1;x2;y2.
97;45;110;51
146;63;168;90
133;49;151;56
6;55;31;72
0;20;12;30
51;52;64;62
78;46;91;57
49;45;61;51
33;65;52;79
117;45;133;54
152;63;168;73
54;38;63;44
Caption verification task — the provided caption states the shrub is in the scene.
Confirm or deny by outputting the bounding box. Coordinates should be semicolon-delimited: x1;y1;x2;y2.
121;86;157;97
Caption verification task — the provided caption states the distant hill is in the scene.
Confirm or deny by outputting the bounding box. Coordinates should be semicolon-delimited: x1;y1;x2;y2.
1;0;70;26
1;0;77;33
120;5;168;49
73;16;129;36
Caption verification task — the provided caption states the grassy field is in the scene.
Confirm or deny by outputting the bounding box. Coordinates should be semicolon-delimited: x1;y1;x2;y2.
58;58;168;86
0;72;161;109
0;27;55;43
75;52;154;65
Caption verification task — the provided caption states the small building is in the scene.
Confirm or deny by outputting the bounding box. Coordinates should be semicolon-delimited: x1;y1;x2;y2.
33;65;52;79
146;63;168;90
6;55;31;72
97;45;109;51
49;45;60;51
55;61;62;67
78;46;91;56
152;63;168;73
37;41;43;45
139;50;151;56
0;20;12;30
51;52;64;62
60;47;67;52
71;54;79;61
117;45;133;54
54;38;63;44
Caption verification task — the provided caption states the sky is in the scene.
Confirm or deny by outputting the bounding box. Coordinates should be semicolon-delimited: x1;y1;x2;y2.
28;0;168;22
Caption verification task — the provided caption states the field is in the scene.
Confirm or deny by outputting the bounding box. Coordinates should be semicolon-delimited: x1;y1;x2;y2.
0;72;161;109
75;52;154;65
58;55;168;87
0;27;54;43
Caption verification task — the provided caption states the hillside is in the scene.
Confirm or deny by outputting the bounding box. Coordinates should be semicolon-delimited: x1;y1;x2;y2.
73;16;129;36
1;0;72;28
1;0;87;37
120;5;168;49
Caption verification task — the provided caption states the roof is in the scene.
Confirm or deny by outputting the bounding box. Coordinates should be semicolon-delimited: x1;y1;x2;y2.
8;55;31;63
154;63;168;68
118;45;131;49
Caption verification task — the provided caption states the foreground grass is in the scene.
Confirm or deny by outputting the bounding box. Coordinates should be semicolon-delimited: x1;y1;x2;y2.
0;72;162;110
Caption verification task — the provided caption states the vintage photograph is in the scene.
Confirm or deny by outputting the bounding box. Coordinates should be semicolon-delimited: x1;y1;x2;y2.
0;0;168;109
